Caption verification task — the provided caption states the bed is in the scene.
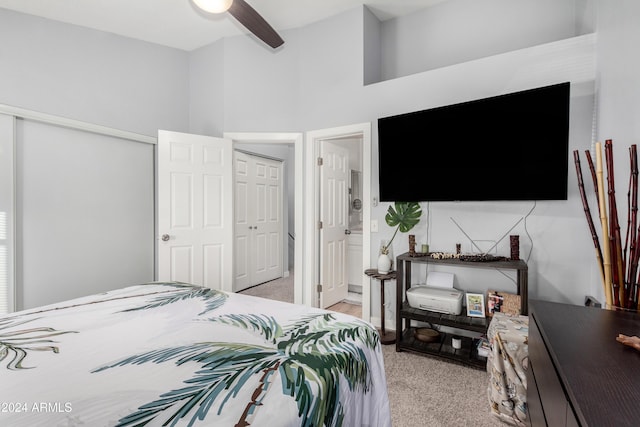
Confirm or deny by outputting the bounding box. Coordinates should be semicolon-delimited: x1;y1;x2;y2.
0;282;391;426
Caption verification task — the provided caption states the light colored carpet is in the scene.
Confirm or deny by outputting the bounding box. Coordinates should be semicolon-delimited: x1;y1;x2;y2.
239;275;504;426
238;274;294;303
382;345;502;426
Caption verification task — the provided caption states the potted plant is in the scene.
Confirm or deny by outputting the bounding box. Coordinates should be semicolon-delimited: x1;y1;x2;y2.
378;202;423;273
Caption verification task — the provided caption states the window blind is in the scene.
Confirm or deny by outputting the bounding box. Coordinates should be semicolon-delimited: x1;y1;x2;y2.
0;113;14;315
0;212;7;315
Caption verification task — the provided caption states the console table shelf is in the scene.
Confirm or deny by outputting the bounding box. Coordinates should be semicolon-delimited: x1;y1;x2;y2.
395;252;528;369
400;302;488;333
398;327;487;369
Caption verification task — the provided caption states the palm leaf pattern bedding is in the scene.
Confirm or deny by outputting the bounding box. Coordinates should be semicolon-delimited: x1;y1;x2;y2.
0;283;391;427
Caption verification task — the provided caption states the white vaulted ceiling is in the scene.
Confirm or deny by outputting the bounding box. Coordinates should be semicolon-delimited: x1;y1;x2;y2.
0;0;449;51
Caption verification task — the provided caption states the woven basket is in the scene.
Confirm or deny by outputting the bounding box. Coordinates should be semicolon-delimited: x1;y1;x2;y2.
414;328;440;343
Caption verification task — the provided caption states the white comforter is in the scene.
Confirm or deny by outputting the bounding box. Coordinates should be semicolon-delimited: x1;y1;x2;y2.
0;283;391;427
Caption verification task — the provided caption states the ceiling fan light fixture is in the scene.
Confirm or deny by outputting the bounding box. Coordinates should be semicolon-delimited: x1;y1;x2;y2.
193;0;233;14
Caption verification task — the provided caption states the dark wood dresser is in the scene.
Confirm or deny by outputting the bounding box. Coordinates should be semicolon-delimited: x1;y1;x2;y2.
528;299;640;426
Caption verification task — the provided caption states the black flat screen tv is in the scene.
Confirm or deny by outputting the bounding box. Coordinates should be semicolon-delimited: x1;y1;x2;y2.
377;82;570;202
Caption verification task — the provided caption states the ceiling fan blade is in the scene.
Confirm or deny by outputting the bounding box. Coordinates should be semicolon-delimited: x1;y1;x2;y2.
228;0;284;49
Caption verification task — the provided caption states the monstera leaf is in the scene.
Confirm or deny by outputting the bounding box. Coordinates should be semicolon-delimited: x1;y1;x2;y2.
381;202;422;254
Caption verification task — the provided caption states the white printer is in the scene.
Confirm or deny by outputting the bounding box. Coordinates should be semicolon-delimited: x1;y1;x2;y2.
405;272;463;315
406;286;464;315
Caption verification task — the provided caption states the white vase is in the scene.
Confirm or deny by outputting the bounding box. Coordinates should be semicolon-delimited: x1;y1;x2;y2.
377;253;392;274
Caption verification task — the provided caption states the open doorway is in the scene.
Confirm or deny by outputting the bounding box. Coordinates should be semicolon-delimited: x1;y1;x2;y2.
224;132;304;306
227;124;372;325
305;123;372;322
317;137;363;316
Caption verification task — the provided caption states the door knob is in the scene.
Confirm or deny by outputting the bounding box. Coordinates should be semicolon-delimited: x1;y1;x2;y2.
161;234;170;241
345;229;352;235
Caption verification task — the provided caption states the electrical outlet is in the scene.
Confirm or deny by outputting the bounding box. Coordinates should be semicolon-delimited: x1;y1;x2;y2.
371;219;378;232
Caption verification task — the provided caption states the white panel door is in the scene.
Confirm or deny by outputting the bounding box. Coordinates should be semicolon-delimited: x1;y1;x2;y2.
320;141;349;308
157;130;233;291
234;150;283;291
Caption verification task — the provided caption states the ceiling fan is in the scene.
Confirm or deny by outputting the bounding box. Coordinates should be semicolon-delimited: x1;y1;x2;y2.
193;0;284;49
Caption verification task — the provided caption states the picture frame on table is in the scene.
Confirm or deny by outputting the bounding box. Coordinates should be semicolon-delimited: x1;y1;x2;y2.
466;292;485;317
487;290;504;317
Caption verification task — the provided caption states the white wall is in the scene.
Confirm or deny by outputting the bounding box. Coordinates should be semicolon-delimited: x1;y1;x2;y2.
2;0;638;315
0;8;190;308
363;7;382;86
0;8;190;136
297;8;367;130
223;32;301;133
592;0;640;307
199;3;598;311
188;40;226;137
380;0;594;80
365;38;596;313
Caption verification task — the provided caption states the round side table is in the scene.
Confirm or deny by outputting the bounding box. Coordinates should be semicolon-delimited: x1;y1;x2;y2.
365;268;396;345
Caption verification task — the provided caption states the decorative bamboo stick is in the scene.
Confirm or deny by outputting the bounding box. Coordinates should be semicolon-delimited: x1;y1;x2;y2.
624;150;632;284
605;140;625;307
627;145;638;309
585;150;601;216
574;150;605;288
596;142;614;307
624;171;631;307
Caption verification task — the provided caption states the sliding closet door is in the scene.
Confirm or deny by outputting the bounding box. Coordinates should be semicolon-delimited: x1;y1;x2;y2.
16;119;154;310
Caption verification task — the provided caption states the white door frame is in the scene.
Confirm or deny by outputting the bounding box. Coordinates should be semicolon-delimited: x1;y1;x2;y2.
305;123;371;322
224;132;305;305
